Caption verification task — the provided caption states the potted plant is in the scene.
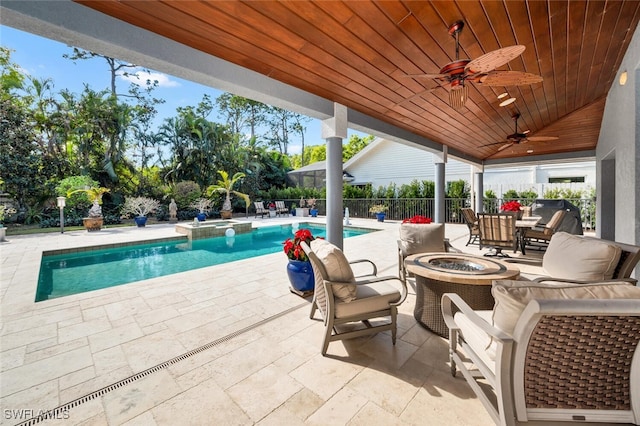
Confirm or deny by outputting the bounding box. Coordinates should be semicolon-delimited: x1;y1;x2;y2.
268;201;277;218
190;198;212;221
296;197;309;217
120;196;160;227
307;198;318;217
500;200;523;219
0;203;16;242
369;204;388;222
67;186;110;231
283;228;316;295
206;171;250;219
290;203;297;216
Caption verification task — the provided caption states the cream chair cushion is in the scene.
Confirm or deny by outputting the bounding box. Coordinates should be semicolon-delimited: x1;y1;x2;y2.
491;280;640;337
334;282;401;318
398;223;445;255
310;239;356;302
543;232;622;280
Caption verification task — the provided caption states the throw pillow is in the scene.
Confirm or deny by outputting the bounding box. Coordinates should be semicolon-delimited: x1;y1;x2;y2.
399;223;445;256
310;239;357;302
543;232;621;280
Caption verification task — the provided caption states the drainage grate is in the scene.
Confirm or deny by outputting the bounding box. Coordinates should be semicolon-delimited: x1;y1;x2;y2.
15;302;308;426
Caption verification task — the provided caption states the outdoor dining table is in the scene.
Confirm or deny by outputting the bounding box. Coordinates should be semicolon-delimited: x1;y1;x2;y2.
515;216;542;255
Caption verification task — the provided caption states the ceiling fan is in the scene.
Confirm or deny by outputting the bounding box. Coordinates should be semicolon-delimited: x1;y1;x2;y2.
403;21;543;109
482;113;559;152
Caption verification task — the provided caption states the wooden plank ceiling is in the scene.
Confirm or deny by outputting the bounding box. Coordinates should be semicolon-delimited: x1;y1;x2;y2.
76;0;640;162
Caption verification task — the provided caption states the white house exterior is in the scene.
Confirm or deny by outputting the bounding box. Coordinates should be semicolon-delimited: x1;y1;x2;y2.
339;138;595;197
342;138;469;188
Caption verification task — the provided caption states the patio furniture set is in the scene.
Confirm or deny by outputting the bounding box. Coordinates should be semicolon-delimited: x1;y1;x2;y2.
254;200;289;218
302;218;640;425
462;207;567;256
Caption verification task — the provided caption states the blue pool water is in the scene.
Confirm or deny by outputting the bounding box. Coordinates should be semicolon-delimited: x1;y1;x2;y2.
36;223;374;301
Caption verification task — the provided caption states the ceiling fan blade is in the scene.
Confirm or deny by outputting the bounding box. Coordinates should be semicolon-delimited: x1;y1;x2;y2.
479;70;543;86
526;135;559;142
480;140;509;148
403;73;448;79
497;142;515;151
396;86;442;105
465;45;525;74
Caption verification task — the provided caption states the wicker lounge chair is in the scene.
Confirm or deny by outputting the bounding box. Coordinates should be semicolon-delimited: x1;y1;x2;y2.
461;208;480;246
478;212;518;257
397;222;460;283
301;239;407;356
520;232;640;282
254;201;268;218
442;279;640;425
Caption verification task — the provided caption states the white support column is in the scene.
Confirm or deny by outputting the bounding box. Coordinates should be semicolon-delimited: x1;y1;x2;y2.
433;146;447;223
473;165;484;213
321;103;347;249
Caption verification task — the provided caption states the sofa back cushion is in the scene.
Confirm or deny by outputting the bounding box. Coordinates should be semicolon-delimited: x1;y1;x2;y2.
310;239;357;302
491;280;640;336
543;232;622;280
398;223;445;256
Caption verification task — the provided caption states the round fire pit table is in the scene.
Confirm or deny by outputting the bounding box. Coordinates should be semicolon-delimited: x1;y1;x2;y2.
405;253;520;337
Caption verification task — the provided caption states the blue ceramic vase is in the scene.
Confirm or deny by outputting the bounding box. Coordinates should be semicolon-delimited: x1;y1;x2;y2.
286;260;315;292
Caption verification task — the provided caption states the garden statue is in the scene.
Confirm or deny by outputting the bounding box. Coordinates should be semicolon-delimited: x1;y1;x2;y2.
88;200;102;217
169;198;177;222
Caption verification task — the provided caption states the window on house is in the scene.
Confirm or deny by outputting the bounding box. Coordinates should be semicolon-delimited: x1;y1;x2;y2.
548;177;585;183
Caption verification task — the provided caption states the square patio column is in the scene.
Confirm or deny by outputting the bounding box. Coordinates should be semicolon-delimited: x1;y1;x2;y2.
434;147;447;223
322;103;347;249
473;165;484;213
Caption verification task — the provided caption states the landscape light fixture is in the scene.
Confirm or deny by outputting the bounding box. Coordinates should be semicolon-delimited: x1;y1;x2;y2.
57;196;66;233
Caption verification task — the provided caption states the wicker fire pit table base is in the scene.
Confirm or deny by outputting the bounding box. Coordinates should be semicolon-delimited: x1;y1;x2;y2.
405;253;520;337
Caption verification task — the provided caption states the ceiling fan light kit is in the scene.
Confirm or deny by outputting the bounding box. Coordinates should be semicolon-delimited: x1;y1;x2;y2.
499;97;516;107
406;20;543;109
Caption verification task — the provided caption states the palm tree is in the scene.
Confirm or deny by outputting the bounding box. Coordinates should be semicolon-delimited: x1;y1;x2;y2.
206;171;250;219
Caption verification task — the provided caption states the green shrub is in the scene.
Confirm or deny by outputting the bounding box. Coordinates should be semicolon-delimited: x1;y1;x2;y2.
173;181;201;209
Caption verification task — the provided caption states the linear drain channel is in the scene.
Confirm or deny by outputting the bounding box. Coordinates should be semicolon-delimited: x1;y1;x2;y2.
16;302;308;426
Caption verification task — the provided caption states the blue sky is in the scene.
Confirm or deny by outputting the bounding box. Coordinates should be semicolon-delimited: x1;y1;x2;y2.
0;25;363;155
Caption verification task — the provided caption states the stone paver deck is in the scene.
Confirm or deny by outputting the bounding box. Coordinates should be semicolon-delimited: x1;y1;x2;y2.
0;217;546;425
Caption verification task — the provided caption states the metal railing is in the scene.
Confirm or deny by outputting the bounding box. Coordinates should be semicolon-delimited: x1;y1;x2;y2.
274;198;597;230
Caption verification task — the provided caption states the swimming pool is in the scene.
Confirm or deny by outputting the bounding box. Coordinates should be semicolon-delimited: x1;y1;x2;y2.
36;223;375;301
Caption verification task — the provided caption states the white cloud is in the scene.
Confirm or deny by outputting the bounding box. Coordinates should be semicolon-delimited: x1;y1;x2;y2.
288;144;302;155
118;68;180;88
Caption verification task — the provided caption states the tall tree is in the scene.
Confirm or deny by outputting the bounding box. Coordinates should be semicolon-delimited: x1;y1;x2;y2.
216;93;268;140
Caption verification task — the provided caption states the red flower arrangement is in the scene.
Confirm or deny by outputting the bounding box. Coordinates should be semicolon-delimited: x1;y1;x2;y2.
268;202;276;209
500;200;522;212
402;215;432;224
283;228;318;261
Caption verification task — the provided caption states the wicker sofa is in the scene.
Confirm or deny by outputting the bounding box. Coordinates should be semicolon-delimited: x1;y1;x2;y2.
442;280;640;425
522;232;640;281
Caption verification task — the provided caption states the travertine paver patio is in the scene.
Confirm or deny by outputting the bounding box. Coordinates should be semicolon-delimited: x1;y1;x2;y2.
0;217;546;425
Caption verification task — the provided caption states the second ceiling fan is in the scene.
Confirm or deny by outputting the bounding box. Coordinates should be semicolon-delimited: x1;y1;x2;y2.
404;21;543;109
482;113;559;152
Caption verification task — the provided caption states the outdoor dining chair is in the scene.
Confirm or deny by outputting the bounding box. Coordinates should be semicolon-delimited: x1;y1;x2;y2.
461;208;480;246
477;212;518;257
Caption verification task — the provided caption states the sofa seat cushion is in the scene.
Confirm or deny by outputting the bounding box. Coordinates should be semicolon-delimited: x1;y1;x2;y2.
491;280;640;337
311;239;356;302
398;223;445;256
543;232;622;280
454;310;495;372
334;281;400;318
